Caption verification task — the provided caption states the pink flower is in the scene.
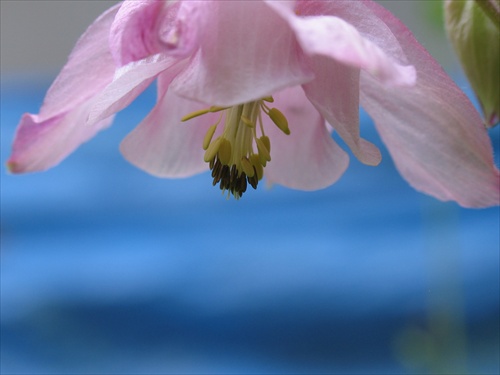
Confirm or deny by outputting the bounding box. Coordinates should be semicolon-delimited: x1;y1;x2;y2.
7;0;499;207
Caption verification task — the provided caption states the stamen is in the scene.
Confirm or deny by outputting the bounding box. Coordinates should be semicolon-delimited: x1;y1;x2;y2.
203;124;218;150
182;96;290;199
268;108;290;135
260;135;271;153
181;108;211;122
249;154;264;180
240;157;255;177
181;106;228;122
241;116;255;127
208;106;228;113
256;137;271;166
218;138;232;165
204;136;221;162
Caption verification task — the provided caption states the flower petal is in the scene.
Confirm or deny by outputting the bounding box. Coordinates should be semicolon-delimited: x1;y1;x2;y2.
88;54;181;124
171;0;313;106
120;72;216;178
38;3;121;121
264;86;349;190
7;3;121;173
109;0;165;66
7;107;114;173
360;2;500;208
110;0;199;66
266;0;416;87
299;0;410;63
302;55;381;166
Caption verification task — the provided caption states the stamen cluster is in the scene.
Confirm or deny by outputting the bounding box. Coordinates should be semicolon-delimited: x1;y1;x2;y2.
182;97;290;199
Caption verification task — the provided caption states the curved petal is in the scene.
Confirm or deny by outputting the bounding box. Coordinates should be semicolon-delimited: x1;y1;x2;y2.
110;0;199;66
360;2;500;208
294;0;412;67
171;0;313;106
7;107;114;173
38;3;121;120
88;54;181;124
302;55;381;166
109;0;165;65
266;0;416;87
120;71;216;178
264;86;349;190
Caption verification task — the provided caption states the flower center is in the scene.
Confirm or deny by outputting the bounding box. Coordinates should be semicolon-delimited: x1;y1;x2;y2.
182;96;290;199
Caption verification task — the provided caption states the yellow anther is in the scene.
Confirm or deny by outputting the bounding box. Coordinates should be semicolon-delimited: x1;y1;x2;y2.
262;96;274;103
250;154;264;180
204;136;221;162
260;135;271;154
268;107;290;135
203;124;218;150
181;108;211;122
182;106;228;122
209;106;228;113
256;137;271;166
241;116;255;127
218;138;232;165
240;157;255;177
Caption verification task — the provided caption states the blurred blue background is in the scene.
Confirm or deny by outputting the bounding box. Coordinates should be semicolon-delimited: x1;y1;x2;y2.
1;1;499;374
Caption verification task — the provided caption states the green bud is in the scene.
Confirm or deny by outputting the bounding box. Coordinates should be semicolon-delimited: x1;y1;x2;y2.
444;0;499;127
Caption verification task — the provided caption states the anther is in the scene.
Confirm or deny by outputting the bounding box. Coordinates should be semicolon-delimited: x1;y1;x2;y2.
204;136;221;162
248;174;258;189
218;138;232;165
181;106;228;122
240;157;255;177
239;175;247;194
256;137;271;166
249;154;264;180
260;135;271;154
208;106;227;113
241;116;255;127
203;124;218;150
268;107;290;135
181;108;211;122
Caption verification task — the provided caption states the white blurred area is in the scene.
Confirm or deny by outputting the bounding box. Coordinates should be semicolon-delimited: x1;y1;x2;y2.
0;0;458;76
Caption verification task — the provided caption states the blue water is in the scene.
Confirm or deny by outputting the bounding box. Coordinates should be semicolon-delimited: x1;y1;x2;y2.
1;76;499;374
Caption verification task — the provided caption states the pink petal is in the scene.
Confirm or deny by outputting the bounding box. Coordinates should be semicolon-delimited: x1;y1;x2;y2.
171;0;313;107
298;1;410;64
38;3;121;121
264;86;349;190
110;0;199;66
7;3;121;173
302;55;381;166
109;0;164;66
7;107;114;173
266;1;416;87
88;54;181;124
360;2;500;208
156;0;202;58
120;71;217;178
